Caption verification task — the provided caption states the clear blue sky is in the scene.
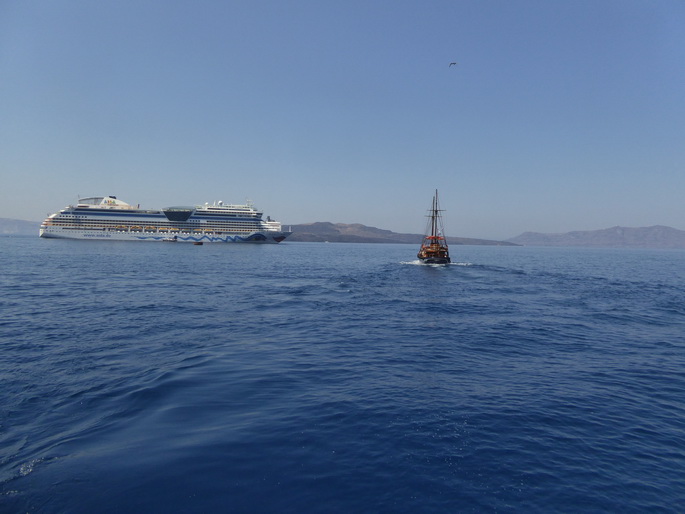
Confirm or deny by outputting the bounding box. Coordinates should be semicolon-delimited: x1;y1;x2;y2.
1;0;683;240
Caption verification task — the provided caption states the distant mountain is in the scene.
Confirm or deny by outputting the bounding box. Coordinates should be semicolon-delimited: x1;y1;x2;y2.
508;225;685;249
0;218;40;236
288;222;516;245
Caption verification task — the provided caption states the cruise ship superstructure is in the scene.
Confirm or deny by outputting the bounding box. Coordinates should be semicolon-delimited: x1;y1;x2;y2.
40;196;292;243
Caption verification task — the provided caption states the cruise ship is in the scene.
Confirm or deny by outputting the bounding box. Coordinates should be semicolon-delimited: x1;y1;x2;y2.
40;196;292;243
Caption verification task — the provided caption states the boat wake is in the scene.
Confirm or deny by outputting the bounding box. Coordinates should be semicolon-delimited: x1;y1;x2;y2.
401;260;472;266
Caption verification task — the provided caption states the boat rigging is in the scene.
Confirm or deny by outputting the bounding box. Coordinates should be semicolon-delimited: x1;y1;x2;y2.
417;190;451;265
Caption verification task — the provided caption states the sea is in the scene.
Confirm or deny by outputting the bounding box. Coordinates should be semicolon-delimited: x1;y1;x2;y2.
1;237;684;513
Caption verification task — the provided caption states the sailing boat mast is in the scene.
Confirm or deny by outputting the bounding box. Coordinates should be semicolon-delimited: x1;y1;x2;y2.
431;189;439;239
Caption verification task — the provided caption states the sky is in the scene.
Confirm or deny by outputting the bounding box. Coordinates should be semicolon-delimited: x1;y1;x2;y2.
1;0;683;240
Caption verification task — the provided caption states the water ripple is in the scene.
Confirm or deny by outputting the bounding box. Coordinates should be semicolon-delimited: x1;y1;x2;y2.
1;242;684;512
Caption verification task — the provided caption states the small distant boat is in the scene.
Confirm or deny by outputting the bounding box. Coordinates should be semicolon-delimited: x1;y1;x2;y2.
193;241;203;246
417;190;451;265
162;235;178;242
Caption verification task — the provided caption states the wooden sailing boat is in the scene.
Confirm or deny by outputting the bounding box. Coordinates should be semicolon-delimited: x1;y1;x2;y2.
417;190;451;264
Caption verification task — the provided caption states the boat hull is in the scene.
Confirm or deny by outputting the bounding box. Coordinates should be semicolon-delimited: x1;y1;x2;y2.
39;227;292;244
418;256;451;265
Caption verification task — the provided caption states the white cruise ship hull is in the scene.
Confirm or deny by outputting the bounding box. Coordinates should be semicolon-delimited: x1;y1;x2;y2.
40;196;292;244
39;227;291;243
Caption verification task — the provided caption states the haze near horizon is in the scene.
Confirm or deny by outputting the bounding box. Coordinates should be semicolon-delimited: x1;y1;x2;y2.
1;1;683;240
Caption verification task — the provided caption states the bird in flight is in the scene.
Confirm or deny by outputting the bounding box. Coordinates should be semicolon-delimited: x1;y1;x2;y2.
449;62;457;67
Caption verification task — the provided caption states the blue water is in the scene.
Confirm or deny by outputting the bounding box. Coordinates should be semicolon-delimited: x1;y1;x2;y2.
1;238;684;513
